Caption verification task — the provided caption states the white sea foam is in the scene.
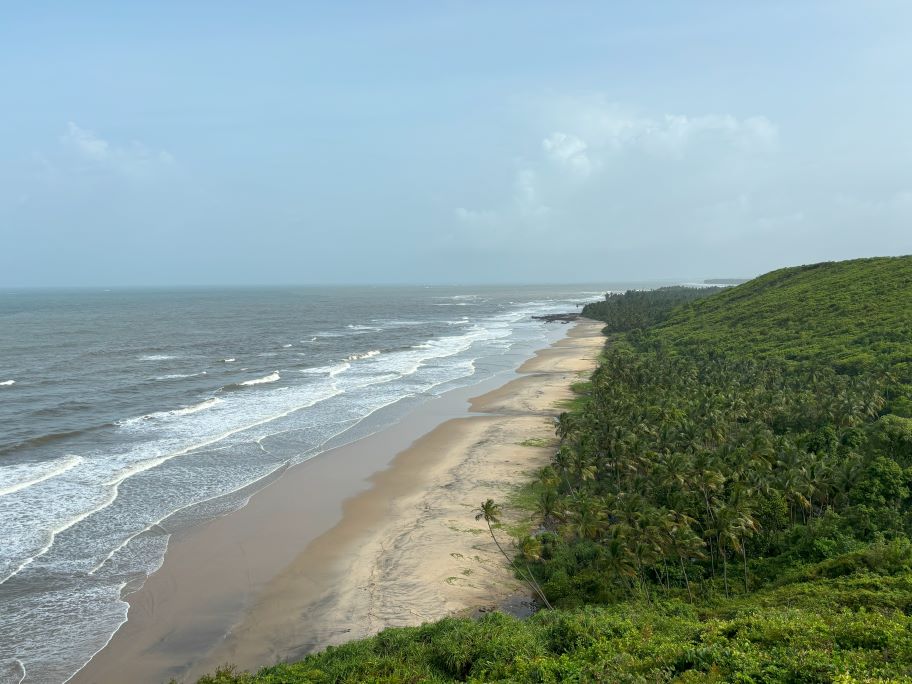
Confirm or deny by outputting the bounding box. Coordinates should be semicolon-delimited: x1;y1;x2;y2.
373;319;422;327
139;354;176;361
0;455;83;498
300;362;351;378
153;371;207;381
0;477;121;584
4;383;343;584
223;358;236;363
118;398;223;428
0;379;15;386
329;362;351;378
239;371;280;386
172;398;223;416
282;344;293;348
346;324;381;331
345;350;381;361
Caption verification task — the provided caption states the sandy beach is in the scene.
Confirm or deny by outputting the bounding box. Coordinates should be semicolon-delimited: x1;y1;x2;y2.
71;319;604;684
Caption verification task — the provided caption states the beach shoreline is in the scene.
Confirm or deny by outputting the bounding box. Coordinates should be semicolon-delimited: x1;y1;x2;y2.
71;319;604;684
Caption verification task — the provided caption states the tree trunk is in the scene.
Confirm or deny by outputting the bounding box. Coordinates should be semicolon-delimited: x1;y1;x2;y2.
486;521;553;610
741;540;749;593
722;549;729;597
680;557;693;602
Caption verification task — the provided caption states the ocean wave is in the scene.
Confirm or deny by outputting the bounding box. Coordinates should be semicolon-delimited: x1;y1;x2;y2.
0;475;122;584
0;455;83;498
239;371;280;386
2;383;341;584
329;362;350;378
345;350;381;362
118;398;223;428
138;354;176;361
3;658;25;684
0;379;15;386
372;319;423;327
172;398;223;416
282;344;293;348
0;426;108;457
346;324;382;331
26;381;346;567
300;361;351;378
223;358;236;363
153;371;207;381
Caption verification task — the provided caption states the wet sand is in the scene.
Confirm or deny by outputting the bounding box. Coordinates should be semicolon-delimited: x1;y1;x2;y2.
71;319;604;684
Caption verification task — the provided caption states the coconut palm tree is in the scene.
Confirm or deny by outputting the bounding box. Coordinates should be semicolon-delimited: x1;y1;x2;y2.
475;499;553;610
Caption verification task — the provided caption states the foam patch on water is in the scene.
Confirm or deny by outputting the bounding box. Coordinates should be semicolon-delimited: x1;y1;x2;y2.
117;398;223;428
345;350;381;361
153;371;207;381
239;371;280;386
0;455;83;498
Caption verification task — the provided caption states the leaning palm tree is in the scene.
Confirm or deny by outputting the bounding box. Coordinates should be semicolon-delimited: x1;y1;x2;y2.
475;499;553;610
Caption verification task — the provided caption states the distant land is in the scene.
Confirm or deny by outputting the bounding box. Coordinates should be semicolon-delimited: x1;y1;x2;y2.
703;277;749;285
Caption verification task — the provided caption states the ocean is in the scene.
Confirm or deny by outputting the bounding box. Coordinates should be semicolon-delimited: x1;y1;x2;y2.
0;284;629;684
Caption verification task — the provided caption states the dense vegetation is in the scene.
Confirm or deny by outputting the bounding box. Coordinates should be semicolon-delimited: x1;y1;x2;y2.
653;257;912;391
200;256;912;683
581;286;721;334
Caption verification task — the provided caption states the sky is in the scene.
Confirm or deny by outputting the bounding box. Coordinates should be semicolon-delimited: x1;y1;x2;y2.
2;1;911;286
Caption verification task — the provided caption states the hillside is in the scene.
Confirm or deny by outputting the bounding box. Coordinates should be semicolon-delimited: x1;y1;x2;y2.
581;285;721;334
654;256;912;385
198;257;912;684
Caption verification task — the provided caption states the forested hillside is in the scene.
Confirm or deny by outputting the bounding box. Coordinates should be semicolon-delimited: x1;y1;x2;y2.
200;257;912;683
581;286;721;334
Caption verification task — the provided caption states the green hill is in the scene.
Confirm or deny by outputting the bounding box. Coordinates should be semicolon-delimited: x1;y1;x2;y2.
199;257;912;684
654;256;912;384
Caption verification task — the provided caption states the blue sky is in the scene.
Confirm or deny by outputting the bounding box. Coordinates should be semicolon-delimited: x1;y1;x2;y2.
2;2;911;286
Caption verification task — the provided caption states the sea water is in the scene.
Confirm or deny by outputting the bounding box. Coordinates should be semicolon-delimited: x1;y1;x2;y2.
0;284;633;683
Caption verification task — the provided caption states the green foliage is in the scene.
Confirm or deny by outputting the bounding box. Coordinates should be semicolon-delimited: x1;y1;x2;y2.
652;256;912;394
196;589;912;683
582;286;722;333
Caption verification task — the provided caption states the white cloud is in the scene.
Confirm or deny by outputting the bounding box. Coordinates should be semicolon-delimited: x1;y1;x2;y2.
62;122;110;161
542;132;594;177
60;122;174;177
452;100;785;252
550;97;778;158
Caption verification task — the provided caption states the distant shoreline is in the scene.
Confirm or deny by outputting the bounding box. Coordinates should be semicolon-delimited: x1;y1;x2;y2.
71;320;605;684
